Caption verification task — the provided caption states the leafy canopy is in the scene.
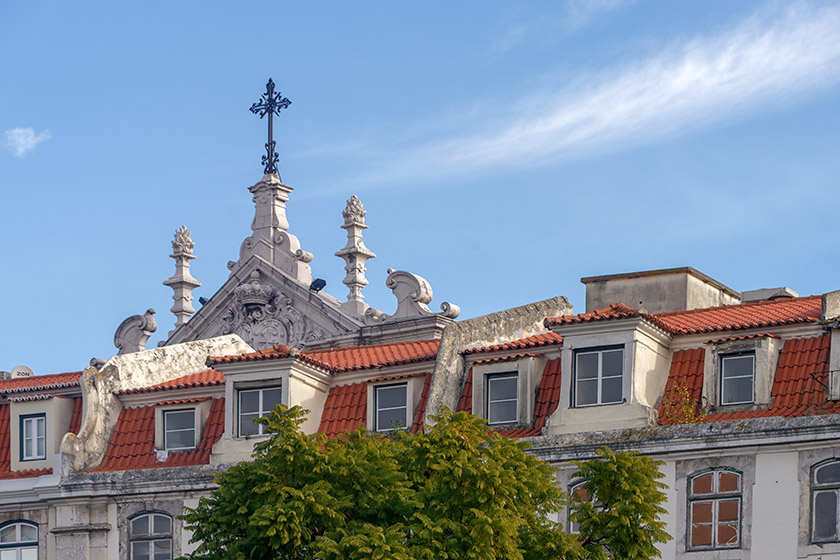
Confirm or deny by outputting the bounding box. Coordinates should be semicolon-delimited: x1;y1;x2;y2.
180;405;669;560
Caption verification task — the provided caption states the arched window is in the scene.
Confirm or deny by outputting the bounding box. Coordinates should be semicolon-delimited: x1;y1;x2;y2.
129;513;172;560
812;460;840;542
0;521;38;560
567;479;591;534
687;469;741;550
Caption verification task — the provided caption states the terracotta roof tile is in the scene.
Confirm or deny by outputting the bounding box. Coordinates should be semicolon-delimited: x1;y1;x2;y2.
707;333;780;344
654;296;821;335
545;304;651;328
209;340;440;373
119;370;224;394
496;358;562;438
68;397;83;435
92;398;225;471
471;353;542;365
410;373;433;434
0;371;82;393
463;333;563;354
318;383;367;438
457;369;473;413
659;335;838;424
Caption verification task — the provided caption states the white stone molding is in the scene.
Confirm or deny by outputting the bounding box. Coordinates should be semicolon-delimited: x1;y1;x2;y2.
163;226;202;335
380;268;460;322
113;309;157;355
228;174;312;285
335;195;377;318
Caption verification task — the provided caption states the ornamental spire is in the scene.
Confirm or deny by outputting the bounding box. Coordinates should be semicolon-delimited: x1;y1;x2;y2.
249;78;291;178
163;226;201;335
335;195;376;317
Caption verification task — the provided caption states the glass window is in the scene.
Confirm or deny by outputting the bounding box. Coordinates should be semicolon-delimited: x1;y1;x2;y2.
374;383;408;432
0;521;38;560
574;347;623;407
486;372;518;425
568;480;594;534
238;386;283;436
812;460;840;542
129;513;172;560
720;353;755;405
20;415;46;461
163;409;195;451
688;469;742;550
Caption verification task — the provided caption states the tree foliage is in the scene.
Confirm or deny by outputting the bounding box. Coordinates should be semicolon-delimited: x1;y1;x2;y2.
180;405;669;560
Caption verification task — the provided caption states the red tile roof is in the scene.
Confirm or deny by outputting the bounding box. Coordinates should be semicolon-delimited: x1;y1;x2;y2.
68;397;83;435
463;333;563;354
119;370;224;395
659;335;838;424
318;383;367;438
0;404;53;480
658;348;706;424
654;296;821;335
411;374;432;434
209;340;440;374
457;369;473;413
0;371;82;393
92;398;225;471
545;304;647;327
471;353;541;365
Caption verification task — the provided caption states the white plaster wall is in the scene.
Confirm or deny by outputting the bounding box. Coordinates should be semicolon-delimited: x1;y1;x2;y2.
659;460;678;560
11;397;74;471
288;374;329;434
633;328;672;411
752;452;799;559
181;497;200;555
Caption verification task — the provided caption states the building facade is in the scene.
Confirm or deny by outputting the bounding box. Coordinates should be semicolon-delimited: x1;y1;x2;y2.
3;169;840;559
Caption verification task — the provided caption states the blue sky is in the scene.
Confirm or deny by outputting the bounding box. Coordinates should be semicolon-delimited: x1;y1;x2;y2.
2;1;840;374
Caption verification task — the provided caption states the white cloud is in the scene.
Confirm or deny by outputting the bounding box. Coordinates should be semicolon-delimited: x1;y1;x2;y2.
3;127;51;157
564;0;634;31
358;4;840;187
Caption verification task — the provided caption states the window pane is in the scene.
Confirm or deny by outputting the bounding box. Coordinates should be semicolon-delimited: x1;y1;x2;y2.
36;418;45;438
718;499;739;522
0;525;15;543
0;551;16;560
717;523;738;546
36;436;45;458
132;515;150;536
261;389;283;413
814;491;838;540
722;355;753;379
576;353;598;380
488;376;517;402
19;524;37;541
240;413;260;436
576;379;598;406
602;349;623;376
722;376;753;404
166;429;195;449
691;523;712;546
692;474;713;495
692;501;713;523
572;485;590;503
719;472;740;493
488;400;517;424
21;548;38;560
239;391;260;414
376;407;407;431
376;385;407;410
153;538;172;560
153;515;172;535
817;463;840;485
132;541;151;560
165;411;194;431
601;377;623;404
24;436;33;460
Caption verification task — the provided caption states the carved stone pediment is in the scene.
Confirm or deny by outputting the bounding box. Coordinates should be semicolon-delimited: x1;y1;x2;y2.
216;269;327;350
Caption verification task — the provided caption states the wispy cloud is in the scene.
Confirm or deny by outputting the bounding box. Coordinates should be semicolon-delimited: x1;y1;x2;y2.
3;127;51;157
355;4;840;188
564;0;634;31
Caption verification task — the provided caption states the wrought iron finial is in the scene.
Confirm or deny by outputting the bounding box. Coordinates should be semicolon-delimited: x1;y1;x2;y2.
250;78;291;177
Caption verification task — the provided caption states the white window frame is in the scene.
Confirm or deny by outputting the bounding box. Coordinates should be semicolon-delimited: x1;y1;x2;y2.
687;469;742;551
237;386;283;436
811;460;840;543
0;521;38;560
20;415;45;462
485;372;518;425
374;383;408;432
163;409;196;451
129;512;172;560
573;346;624;407
719;352;755;406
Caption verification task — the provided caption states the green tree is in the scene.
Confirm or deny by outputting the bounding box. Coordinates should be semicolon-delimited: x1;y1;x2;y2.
180;406;668;560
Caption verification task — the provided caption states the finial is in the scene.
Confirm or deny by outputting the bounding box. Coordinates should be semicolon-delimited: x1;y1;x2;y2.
249;78;291;178
335;195;376;317
163;226;201;335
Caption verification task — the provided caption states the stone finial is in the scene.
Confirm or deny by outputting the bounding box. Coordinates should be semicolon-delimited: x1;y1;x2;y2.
163;226;202;335
114;309;157;355
335;195;377;318
382;268;460;321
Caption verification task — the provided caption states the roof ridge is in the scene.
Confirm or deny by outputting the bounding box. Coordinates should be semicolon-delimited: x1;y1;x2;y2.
654;294;821;318
304;338;440;355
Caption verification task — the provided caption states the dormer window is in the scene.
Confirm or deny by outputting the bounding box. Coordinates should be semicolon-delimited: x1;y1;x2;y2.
163;409;196;451
720;353;755;406
21;414;46;461
574;347;623;407
374;383;408;432
486;372;518;425
238;386;283;436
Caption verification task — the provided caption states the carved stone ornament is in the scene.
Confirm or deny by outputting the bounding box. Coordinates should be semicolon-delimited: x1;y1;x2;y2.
171;225;195;257
114;309;157;355
218;270;325;349
342;194;366;226
379;269;460;322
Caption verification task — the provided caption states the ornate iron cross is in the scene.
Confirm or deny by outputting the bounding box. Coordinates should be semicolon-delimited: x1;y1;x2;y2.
250;78;291;177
